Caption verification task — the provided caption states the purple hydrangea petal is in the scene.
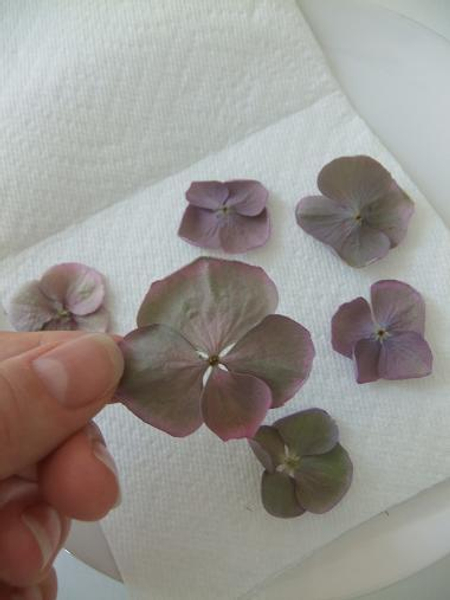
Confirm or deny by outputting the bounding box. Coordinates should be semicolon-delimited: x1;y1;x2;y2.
185;181;229;209
332;297;374;358
225;180;269;216
370;280;425;335
40;263;105;315
222;315;315;408
361;181;414;247
201;368;272;441
137;258;279;355
378;332;433;380
294;443;353;514
249;426;285;473
296;195;391;267
337;224;391;268
218;210;271;253
117;324;206;437
296;194;356;248
73;306;110;332
8;281;56;331
318;156;392;210
353;338;381;384
178;205;222;250
274;409;339;457
261;471;306;518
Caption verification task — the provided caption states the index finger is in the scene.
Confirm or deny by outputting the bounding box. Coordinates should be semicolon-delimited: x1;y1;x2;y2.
0;331;123;363
0;331;84;363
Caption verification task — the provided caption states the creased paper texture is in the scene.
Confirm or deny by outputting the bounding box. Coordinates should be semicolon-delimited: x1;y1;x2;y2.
0;1;449;599
0;0;333;259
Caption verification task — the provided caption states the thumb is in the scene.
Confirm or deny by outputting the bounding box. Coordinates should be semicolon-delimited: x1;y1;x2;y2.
0;334;124;479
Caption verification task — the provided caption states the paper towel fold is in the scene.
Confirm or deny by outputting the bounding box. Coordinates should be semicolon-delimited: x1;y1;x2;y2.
1;1;450;599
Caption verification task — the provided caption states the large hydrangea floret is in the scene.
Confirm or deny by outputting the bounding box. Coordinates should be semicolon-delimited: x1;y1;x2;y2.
117;257;315;441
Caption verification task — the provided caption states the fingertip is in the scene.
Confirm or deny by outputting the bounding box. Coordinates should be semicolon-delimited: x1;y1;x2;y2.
0;494;63;587
39;424;120;521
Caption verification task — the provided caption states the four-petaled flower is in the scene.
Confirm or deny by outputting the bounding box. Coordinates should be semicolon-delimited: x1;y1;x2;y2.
296;156;414;267
178;180;271;253
8;263;109;332
117;257;315;441
250;409;353;518
332;280;433;383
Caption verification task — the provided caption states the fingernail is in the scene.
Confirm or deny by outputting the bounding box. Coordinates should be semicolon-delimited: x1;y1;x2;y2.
32;334;124;408
22;504;61;571
92;440;122;508
11;586;43;600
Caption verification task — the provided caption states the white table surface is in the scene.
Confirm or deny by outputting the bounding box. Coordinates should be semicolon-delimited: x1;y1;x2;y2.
53;1;450;598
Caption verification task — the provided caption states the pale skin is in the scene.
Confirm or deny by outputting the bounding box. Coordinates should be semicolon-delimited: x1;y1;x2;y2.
0;331;124;600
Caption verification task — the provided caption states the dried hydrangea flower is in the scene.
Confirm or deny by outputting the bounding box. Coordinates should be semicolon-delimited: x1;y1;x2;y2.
250;409;353;518
295;156;414;267
178;180;270;253
332;280;433;383
117;257;315;441
8;263;109;332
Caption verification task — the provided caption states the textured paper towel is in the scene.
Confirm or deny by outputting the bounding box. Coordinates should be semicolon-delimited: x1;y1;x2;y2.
0;0;333;259
0;2;449;600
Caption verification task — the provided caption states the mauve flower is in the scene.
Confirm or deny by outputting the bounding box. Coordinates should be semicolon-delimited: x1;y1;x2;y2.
8;263;109;332
332;280;433;383
178;180;270;253
250;409;353;518
296;156;414;267
117;257;315;441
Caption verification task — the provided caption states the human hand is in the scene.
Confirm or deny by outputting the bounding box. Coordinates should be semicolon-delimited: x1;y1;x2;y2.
0;331;124;600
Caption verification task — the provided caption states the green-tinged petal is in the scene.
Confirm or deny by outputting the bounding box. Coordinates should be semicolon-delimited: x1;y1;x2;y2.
223;315;315;407
274;409;339;457
117;324;207;437
261;471;306;519
294;444;353;514
249;426;285;473
318;156;392;209
361;181;414;247
137;257;278;355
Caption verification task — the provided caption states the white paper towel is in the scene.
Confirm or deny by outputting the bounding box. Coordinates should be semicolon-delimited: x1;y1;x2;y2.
0;0;334;259
0;2;449;600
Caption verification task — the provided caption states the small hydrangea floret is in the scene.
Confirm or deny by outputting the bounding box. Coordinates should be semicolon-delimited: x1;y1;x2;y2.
332;280;433;383
296;156;414;267
250;409;353;518
8;263;109;332
178;180;271;253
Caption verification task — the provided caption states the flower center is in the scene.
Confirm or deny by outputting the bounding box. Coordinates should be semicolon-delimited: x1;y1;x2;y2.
217;204;233;218
208;355;220;367
57;308;72;318
276;448;301;477
354;213;363;224
375;327;390;342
